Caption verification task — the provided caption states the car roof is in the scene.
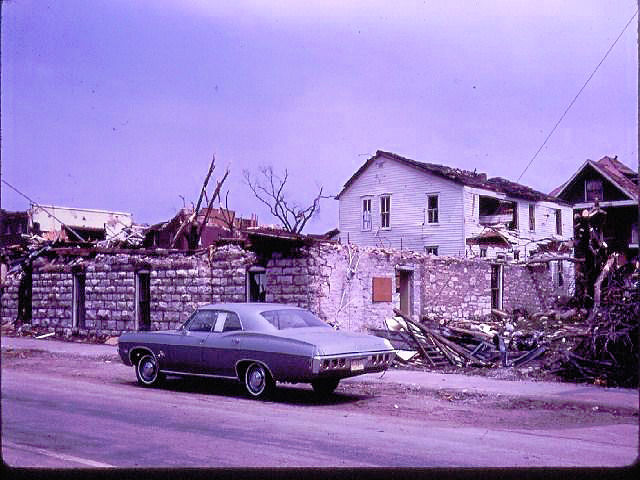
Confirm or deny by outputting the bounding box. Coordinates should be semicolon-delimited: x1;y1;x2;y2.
198;303;306;332
199;302;304;313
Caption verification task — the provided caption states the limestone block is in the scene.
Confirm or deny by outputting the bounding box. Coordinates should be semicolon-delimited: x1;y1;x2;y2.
293;275;308;286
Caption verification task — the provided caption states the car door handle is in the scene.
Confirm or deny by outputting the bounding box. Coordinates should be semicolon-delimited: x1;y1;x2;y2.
232;338;240;345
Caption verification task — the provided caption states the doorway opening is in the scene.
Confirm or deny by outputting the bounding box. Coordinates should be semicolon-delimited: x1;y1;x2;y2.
247;267;267;302
136;270;151;331
396;268;413;316
18;266;32;324
72;271;86;329
491;264;504;310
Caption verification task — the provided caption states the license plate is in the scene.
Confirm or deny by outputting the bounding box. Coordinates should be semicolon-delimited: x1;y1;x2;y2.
350;359;365;371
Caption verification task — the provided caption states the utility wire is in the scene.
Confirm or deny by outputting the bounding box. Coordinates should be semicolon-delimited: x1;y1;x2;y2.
517;8;638;182
1;178;87;242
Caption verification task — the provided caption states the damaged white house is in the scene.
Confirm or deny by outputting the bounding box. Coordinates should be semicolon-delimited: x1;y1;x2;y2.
28;205;134;243
337;150;574;259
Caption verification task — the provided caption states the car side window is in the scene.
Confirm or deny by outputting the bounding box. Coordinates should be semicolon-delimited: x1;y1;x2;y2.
212;311;243;332
187;310;216;332
261;310;279;329
222;312;242;332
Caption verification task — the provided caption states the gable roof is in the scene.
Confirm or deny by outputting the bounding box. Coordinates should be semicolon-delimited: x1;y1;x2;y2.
336;150;567;204
550;156;639;201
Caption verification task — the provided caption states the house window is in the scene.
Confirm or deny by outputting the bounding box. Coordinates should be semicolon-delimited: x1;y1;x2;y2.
380;195;391;229
247;267;266;302
513;250;520;261
555;209;562;236
491;264;503;310
425;246;438;256
528;204;536;231
72;272;86;329
480;247;488;258
362;198;372;231
585;179;603;202
427;195;439;224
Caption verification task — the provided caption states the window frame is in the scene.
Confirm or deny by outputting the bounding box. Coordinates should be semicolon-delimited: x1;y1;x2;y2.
555;209;562;236
380;194;391;230
247;266;267;302
361;197;373;231
135;270;151;331
584;179;603;202
212;310;243;333
528;204;536;232
186;310;218;333
426;194;439;224
425;246;438;256
491;264;504;310
72;271;86;329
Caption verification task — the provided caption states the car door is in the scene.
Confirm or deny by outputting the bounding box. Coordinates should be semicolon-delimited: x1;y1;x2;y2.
166;310;217;373
201;310;244;377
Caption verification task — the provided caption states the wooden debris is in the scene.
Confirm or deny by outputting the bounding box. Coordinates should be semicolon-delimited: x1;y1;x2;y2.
35;332;55;339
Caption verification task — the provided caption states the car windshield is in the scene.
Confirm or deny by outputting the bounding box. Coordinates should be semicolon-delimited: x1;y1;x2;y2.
260;309;330;330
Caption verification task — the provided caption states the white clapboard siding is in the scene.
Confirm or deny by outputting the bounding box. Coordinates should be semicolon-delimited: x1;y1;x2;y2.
338;156;466;256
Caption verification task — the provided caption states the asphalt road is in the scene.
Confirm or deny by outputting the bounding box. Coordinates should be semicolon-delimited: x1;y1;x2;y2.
2;358;637;468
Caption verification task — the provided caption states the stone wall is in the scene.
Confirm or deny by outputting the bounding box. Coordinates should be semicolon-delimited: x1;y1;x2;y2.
421;257;491;321
1;272;21;324
32;268;73;330
0;242;568;336
317;244;423;332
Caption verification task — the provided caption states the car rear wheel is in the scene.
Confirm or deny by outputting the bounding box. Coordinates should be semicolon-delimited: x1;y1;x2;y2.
311;378;340;396
244;362;274;399
136;353;164;387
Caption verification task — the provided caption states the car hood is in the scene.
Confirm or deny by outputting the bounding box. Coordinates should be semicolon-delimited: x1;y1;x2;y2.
274;327;392;356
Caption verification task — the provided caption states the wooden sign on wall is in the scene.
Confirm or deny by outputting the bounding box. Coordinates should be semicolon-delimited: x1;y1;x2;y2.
372;277;392;302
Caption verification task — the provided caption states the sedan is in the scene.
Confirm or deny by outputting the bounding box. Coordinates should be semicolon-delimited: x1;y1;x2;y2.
118;303;395;398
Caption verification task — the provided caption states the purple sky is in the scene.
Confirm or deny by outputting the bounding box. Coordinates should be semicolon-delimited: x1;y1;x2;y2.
2;0;637;233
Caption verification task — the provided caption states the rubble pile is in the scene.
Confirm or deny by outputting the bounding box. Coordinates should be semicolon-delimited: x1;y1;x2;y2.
373;257;638;387
549;260;639;387
374;308;575;372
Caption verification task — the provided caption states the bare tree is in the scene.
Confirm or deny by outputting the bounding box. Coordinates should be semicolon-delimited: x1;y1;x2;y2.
217;191;237;236
170;154;229;249
243;166;330;234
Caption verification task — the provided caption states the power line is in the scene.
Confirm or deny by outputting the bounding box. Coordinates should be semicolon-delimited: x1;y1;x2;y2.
517;8;638;182
1;178;87;242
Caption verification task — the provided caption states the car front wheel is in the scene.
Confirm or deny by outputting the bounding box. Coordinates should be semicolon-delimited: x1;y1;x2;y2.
311;378;340;396
244;362;274;399
136;353;164;387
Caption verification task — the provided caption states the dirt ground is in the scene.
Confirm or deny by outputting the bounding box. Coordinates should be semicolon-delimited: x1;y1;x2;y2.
3;349;637;432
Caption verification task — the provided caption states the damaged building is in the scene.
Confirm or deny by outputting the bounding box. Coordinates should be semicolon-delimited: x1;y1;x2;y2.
551;155;639;262
1;205;135;247
1;228;569;338
336;150;574;261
